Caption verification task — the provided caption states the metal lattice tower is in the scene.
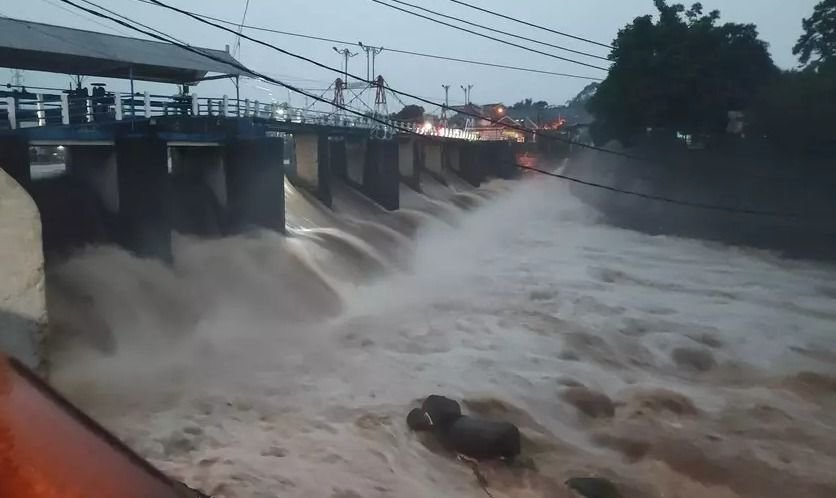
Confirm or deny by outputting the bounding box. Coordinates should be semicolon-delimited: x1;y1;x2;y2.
332;78;346;116
441;84;451;125
373;75;388;119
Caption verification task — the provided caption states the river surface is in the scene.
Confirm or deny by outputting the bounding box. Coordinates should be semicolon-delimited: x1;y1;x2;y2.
47;167;836;498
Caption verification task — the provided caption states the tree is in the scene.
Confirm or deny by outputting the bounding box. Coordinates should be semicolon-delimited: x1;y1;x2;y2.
793;0;836;72
748;1;836;152
587;1;776;144
391;104;425;122
511;98;549;110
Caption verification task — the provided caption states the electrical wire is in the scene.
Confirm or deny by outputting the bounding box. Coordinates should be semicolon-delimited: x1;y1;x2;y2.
136;0;632;161
38;0;135;37
232;0;251;58
380;0;609;62
60;0;814;219
516;164;805;219
367;0;609;71
447;0;614;50
131;0;600;81
56;0;420;137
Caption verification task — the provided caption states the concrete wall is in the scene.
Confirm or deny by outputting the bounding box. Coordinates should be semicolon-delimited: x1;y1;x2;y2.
115;137;173;260
169;146;226;237
398;139;422;190
425;143;444;178
225;138;285;233
345;139;367;186
565;138;836;259
66;145;119;214
0;168;47;373
291;134;332;206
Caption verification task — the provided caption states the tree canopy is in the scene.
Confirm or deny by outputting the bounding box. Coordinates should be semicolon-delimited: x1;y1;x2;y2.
391;104;425;122
510;98;549;111
793;0;836;72
587;1;777;144
748;0;836;153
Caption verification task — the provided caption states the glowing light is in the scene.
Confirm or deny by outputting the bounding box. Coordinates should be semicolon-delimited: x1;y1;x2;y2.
421;121;433;134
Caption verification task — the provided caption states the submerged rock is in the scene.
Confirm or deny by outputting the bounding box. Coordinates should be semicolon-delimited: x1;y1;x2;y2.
566;477;623;498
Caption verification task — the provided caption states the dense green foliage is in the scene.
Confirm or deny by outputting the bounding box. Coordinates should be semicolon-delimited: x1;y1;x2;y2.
587;1;777;144
793;0;836;72
391;104;425;122
748;0;836;152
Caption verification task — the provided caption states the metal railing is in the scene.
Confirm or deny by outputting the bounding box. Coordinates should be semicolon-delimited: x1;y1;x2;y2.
1;91;479;141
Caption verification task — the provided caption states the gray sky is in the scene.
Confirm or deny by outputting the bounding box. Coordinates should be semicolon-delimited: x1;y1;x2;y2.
2;0;819;112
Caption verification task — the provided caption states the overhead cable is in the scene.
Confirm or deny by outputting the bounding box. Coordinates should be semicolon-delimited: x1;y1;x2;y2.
379;0;609;61
63;0;813;220
447;0;614;50
131;0;600;81
367;0;609;71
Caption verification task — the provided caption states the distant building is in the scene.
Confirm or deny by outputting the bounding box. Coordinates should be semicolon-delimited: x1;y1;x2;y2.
449;103;534;141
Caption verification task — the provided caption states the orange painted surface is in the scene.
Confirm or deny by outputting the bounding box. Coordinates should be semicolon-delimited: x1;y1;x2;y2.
0;353;182;498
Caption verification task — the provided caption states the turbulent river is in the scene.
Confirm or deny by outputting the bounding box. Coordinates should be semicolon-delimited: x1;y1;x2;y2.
45;162;836;498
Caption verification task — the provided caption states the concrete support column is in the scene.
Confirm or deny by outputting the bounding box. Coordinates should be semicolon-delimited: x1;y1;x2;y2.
329;138;347;182
291;133;331;206
0;136;31;188
225;138;285;233
0;168;47;373
115;137;172;260
344;138;367;187
168;146;227;236
65;145;119;214
444;143;461;175
365;139;400;211
457;142;482;187
398;138;422;190
424;142;444;182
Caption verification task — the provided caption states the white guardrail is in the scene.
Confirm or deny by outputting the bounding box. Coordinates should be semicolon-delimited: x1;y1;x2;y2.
1;92;478;141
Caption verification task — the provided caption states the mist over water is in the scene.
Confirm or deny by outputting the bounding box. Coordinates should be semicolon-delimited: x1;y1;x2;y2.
45;169;836;498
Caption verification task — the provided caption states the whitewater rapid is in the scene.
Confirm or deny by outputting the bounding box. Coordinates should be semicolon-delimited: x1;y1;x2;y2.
47;172;836;498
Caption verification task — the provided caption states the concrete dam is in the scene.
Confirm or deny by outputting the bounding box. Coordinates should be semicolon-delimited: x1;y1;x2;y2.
0;119;524;372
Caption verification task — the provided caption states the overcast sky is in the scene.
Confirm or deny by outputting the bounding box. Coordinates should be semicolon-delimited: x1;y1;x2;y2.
2;0;819;112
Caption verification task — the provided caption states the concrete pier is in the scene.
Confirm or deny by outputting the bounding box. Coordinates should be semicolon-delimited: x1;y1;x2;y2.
225;138;285;233
365;139;400;210
291;133;332;206
398;138;422;191
168;146;226;236
115;137;172;260
424;142;445;183
0;168;47;372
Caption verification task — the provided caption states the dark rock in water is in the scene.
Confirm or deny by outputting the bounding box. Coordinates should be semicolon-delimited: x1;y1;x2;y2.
672;347;717;372
441;416;521;460
566;477;623;498
561;387;615;418
422;394;462;427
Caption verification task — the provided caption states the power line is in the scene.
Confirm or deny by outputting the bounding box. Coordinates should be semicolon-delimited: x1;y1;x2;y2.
131;0;600;81
447;0;614;50
516;164;806;219
232;0;251;58
136;0;633;160
380;0;609;62
56;0;417;136
367;0;609;71
38;0;135;37
62;0;812;220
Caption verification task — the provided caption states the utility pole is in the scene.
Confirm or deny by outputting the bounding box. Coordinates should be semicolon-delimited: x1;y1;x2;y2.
460;84;473;105
441;84;451;125
332;47;358;85
10;69;24;88
358;42;384;82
